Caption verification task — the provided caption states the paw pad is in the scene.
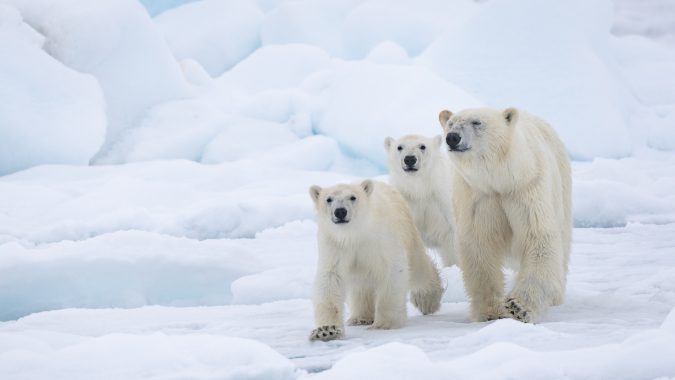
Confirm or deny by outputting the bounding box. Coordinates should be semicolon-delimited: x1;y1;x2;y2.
309;325;343;342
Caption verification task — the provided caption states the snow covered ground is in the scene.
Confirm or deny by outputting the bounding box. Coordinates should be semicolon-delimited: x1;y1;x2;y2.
1;0;675;378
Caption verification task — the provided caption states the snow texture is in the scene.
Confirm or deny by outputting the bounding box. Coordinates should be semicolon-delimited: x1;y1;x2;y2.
1;0;675;378
0;5;106;177
154;0;264;77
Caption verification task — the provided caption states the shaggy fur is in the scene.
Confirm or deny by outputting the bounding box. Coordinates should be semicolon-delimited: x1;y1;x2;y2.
308;180;443;341
439;107;572;323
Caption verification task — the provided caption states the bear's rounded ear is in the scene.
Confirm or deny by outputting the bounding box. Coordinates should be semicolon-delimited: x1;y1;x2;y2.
361;179;374;196
384;136;394;150
503;108;519;126
309;185;322;204
439;110;453;128
433;135;443;149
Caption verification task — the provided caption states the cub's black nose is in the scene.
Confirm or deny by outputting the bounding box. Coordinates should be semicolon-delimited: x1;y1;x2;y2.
404;156;417;167
446;133;461;149
334;208;347;220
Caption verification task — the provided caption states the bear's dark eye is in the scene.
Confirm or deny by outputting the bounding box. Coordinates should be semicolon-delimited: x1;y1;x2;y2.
397;146;403;151
350;196;356;201
420;145;426;150
327;198;332;203
471;120;481;126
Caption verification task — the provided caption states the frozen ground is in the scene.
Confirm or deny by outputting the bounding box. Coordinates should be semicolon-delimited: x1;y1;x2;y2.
1;0;675;378
1;155;674;378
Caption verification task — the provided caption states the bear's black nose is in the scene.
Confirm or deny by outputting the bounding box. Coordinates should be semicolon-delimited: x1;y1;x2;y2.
446;133;461;149
334;208;347;220
404;156;417;167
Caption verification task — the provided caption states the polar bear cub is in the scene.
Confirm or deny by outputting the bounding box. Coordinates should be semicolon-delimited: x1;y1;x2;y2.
439;107;572;324
308;180;443;341
384;134;458;268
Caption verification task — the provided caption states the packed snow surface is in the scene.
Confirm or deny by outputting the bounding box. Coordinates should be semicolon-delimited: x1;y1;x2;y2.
1;0;675;378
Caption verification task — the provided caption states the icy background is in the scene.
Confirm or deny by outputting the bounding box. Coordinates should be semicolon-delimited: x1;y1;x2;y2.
0;0;674;378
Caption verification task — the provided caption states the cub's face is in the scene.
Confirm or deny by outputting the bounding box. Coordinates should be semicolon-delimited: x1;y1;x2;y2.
309;180;374;227
439;107;518;158
384;135;443;176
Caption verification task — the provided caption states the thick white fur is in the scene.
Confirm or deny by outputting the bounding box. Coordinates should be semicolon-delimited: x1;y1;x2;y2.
439;107;572;324
384;135;458;268
308;180;443;341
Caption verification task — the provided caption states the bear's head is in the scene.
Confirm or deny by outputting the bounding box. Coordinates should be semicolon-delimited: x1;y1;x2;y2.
439;107;519;159
309;180;374;229
383;134;443;178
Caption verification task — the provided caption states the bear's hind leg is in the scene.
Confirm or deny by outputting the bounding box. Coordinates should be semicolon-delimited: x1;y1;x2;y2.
347;286;375;326
409;242;443;315
369;266;408;330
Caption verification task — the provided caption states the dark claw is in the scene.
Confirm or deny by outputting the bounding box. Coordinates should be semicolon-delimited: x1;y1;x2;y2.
510;311;515;315
507;298;513;302
329;332;334;335
332;325;336;329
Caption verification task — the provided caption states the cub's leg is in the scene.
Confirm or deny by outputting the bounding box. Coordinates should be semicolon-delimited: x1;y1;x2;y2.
368;260;408;330
455;188;511;322
409;240;443;315
309;269;346;341
347;285;375;326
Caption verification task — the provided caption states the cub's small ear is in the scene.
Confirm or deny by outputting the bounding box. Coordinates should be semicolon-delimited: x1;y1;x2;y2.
433;135;443;149
309;185;322;204
439;110;453;128
384;136;394;150
503;107;519;126
361;179;374;196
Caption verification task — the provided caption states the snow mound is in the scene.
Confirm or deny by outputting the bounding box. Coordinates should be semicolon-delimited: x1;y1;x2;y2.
154;0;263;77
572;155;675;227
0;231;263;321
200;118;299;165
612;0;675;48
1;0;189;160
0;5;106;176
261;0;360;57
215;44;334;95
341;0;479;60
0;332;297;380
103;99;233;164
231;267;314;305
365;41;412;66
314;324;675;379
418;0;634;160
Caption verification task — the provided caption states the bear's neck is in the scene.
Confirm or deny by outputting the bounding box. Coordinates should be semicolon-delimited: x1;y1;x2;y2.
453;129;537;194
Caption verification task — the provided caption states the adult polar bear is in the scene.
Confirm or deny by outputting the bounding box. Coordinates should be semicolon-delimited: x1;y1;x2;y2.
308;180;443;341
384;135;458;268
440;107;572;323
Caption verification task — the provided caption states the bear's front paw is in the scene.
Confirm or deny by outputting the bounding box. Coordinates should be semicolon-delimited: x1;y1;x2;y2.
504;297;532;323
308;325;343;341
347;317;374;326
